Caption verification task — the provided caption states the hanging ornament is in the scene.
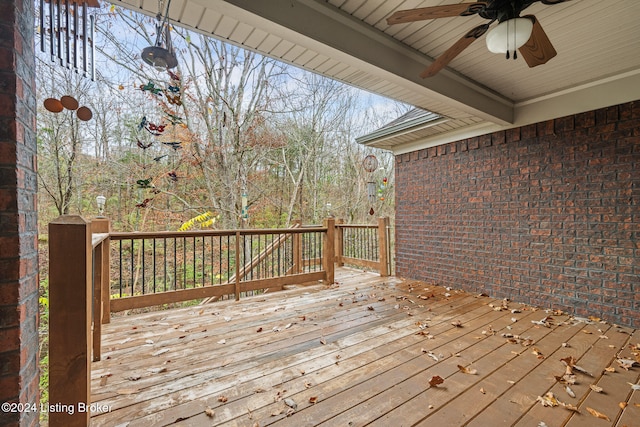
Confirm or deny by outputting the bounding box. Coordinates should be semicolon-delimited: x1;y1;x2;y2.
140;81;164;96
136;178;153;189
166;94;182;106
363;154;379;215
363;154;378;173
136;198;153;208
137;139;153;150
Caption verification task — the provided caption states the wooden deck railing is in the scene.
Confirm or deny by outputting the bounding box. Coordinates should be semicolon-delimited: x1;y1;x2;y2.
336;217;391;277
47;215;388;425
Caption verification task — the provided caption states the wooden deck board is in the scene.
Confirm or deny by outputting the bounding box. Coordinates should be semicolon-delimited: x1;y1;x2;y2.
90;268;639;426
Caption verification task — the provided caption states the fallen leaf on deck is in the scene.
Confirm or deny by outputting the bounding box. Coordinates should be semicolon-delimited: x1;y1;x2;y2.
532;348;544;359
586;407;610;421
217;395;228;403
205;407;215;417
271;408;284;416
284;398;297;410
285;323;293;329
480;388;486;394
367;306;375;311
217;339;226;344
561;402;579;412
582;329;592;335
604;366;616;373
256;327;263;333
116;388;139;395
428;375;444;387
320;338;326;345
125;374;142;381
617;358;638;370
451;320;462;327
145;339;154;344
148;367;167;374
254;388;266;393
538;423;548;427
565;385;575;398
619;402;627;409
304;382;312;389
536;392;559;407
457;365;478;375
309;396;318;404
589;384;603;393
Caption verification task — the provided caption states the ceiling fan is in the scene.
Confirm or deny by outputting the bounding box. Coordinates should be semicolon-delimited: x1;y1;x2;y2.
386;0;571;78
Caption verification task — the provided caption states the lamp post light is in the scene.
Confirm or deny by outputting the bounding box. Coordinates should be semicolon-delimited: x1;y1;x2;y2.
96;195;106;217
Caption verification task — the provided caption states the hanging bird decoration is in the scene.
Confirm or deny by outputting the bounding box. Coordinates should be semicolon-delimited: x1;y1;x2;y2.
140;81;164;96
137;139;153;150
153;154;168;162
136;178;153;189
166;94;182;106
136;198;153;208
165;112;183;125
167;171;178;182
162;141;182;150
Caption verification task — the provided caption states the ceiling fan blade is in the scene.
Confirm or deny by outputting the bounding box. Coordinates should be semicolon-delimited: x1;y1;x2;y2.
518;15;557;67
387;2;486;25
420;24;490;78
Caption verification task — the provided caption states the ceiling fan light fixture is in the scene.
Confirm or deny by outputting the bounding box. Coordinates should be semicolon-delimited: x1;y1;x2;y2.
485;18;533;54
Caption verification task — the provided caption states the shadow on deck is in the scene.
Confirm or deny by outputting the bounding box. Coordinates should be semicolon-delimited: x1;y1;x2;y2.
90;267;639;427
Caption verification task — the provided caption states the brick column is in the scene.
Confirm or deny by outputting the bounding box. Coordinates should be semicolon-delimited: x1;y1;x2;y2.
0;0;39;426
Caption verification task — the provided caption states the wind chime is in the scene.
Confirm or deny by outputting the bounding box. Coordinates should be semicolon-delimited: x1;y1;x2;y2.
39;0;99;80
363;154;378;216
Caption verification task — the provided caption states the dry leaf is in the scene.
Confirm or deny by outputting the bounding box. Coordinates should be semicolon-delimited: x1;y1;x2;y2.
457;364;478;375
604;366;616;373
205;407;215;418
309;396;318;404
619;402;628;409
256;327;263;333
125;373;142;381
151;348;169;356
532;348;545;359
429;375;444;387
284;398;297;410
536;392;559;407
451;320;462;327
367;306;375;311
271;408;284;416
148;367;167;374
586;407;610;421
589;384;603;393
561;402;579;412
480;388;486;394
320;338;327;345
217;395;228;403
617;358;638;370
565;385;575;398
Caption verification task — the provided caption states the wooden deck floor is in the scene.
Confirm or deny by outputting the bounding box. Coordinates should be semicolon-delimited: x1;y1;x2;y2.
90;268;640;427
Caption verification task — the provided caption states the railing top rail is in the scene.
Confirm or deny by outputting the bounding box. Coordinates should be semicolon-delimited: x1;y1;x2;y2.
108;226;327;240
91;232;109;248
336;224;379;229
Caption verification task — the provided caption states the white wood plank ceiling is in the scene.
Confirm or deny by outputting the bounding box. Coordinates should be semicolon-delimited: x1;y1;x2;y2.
112;0;640;152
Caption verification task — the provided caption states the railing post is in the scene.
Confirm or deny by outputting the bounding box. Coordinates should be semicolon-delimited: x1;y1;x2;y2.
292;219;302;274
235;231;241;300
378;217;390;277
323;218;335;284
335;219;344;267
92;218;111;324
91;218;110;362
49;215;92;426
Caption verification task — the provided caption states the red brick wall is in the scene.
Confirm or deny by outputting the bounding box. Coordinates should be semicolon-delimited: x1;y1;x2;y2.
0;0;39;425
395;101;640;328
